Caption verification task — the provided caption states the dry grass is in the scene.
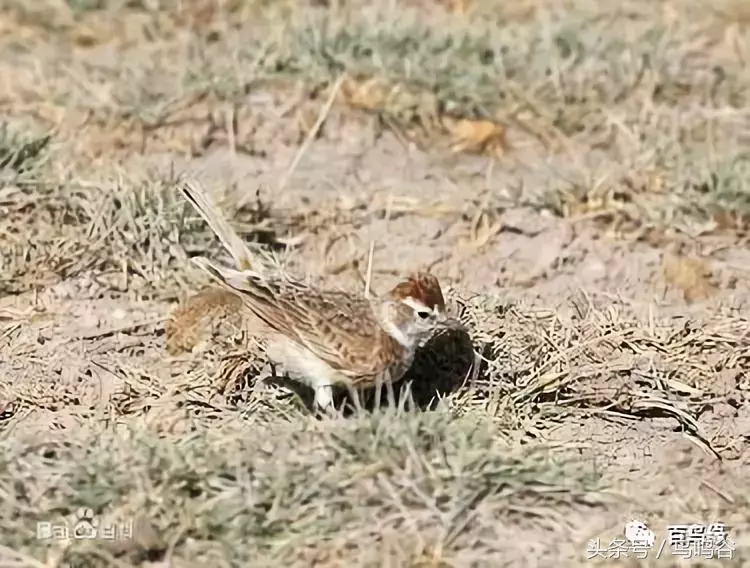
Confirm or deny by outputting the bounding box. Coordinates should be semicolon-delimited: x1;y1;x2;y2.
2;0;750;566
0;411;605;567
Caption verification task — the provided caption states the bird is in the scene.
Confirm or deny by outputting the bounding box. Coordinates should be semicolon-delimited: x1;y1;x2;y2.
176;177;461;412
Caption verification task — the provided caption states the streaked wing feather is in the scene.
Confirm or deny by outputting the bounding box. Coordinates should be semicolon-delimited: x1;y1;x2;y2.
278;295;388;379
192;257;392;379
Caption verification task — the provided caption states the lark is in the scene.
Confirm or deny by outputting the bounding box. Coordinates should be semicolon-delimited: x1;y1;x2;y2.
176;177;460;411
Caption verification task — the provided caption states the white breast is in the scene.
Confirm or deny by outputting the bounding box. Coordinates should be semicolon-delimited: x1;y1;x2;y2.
266;335;348;391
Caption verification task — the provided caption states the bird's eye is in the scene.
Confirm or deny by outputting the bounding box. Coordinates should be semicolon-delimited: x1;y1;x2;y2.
417;310;431;320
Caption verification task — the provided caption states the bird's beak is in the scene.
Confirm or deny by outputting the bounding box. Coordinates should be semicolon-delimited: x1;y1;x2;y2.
439;315;466;332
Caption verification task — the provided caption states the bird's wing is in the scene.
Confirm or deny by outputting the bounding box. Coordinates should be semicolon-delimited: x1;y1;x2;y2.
191;258;395;380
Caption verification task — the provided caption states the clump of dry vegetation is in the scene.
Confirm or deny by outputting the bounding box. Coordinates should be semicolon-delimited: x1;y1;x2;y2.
1;0;750;566
1;411;606;567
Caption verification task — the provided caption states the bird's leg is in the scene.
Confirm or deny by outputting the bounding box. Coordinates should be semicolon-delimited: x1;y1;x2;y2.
374;380;384;409
343;383;363;415
385;379;397;409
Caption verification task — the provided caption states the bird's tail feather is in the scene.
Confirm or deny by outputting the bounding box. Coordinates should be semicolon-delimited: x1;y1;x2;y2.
178;177;256;271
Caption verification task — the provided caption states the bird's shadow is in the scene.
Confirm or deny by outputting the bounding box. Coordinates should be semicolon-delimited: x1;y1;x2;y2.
265;328;479;416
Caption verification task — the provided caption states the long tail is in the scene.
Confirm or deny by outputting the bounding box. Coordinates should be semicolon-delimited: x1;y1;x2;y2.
178;177;256;271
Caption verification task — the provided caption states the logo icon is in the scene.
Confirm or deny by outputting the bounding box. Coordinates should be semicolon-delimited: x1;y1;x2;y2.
624;519;656;547
71;508;99;539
